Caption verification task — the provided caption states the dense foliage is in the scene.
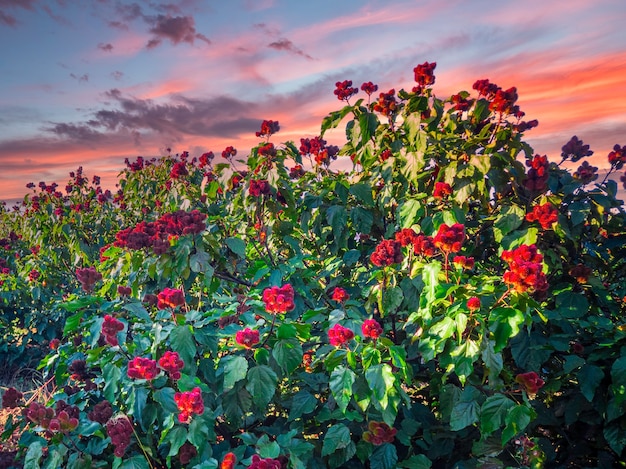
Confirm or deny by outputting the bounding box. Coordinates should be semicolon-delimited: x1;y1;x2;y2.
2;62;626;468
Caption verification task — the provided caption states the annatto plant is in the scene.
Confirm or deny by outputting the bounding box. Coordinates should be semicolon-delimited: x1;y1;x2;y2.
2;61;626;468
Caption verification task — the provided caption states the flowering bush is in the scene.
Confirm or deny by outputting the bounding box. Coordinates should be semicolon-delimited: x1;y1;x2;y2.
1;61;626;469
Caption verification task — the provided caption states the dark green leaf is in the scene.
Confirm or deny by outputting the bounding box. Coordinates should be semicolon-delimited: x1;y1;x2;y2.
450;386;481;431
246;365;278;409
219;355;248;391
272;338;302;374
330;365;356;413
480;394;516;436
370;443;398;469
225;237;246;258
170;325;197;366
322;423;351;456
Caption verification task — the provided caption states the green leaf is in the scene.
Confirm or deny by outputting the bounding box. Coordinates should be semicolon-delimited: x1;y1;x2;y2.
365;364;395;410
489;307;524;352
24;441;43;469
225;237;246;258
350;182;374;206
153;387;180;414
493;205;524;242
103;363;122;403
604;421;626;455
272;338;303;374
246;365;278;409
190;249;211;273
351;207;374;234
398;454;432;469
290;390;318;419
398;199;423;228
257;434;281;459
188;417;210;447
578;364;604;402
502;405;533;444
450;386;481;431
480;394;516;436
220;355;248;392
322;423;351;456
132;387;149;431
118;455;151;469
63;311;84;335
330;365;356;413
166;426;188;457
370;443;398;469
611;356;626;407
555;291;589;319
170;325;197;366
381;286;403;316
429;317;455;339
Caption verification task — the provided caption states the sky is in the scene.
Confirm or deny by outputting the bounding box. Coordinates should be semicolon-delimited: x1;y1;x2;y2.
1;0;625;203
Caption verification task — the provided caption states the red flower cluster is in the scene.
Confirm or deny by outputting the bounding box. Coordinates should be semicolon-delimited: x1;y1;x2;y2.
361;81;378;95
198;151;214;168
331;287;350;303
157;287;185;309
561;135;593;162
256;119;280;138
102;315;124;346
249;179;271;197
363;421;397;445
76;266;102;293
235;328;260;348
501;244;548;295
258;142;277;158
515;371;545;395
106;416;133;457
159;351;184;380
178;442;198;465
453;255;474;270
569;264;592;283
433;223;465;254
221;452;237;469
433;181;452;198
174;387;204;423
394;228;417;247
248;455;282;469
467;297;481;312
524;155;550;192
299;136;338;166
2;387;22;408
222;146;237;159
362;319;383;339
608;144;626;169
87;400;113;424
372;89;398;117
450;93;474;112
413;61;436;93
289;164;305;179
28;269;40;282
25;401;79;435
114;210;207;254
370;239;403;266
117;285;132;297
170;161;188;179
413;234;437;256
573;161;598;184
525;203;558;230
328;323;355;347
473;79;519;115
127;357;158;380
262;284;295;314
334;80;358;101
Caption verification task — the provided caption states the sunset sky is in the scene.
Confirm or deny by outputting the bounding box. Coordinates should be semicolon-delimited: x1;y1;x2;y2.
1;0;625;203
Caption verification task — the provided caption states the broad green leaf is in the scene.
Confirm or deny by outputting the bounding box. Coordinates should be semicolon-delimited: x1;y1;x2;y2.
398;454;432;469
480;394;516;436
449;386;481;431
322;423;351;456
350;182;374;206
103;363;122;403
257;434;281;459
365;364;395;410
220;355;248;391
502;405;533;445
604;421;626;455
190;249;211;273
290;390;318;419
370;443;398;469
24;441;43;469
119;455;151;469
611;356;626;406
170;325;197;366
166;426;188;457
153;387;179;414
578;364;604;402
555;291;589;319
330;365;356;413
493;205;524;242
272;338;303;374
188;417;210;447
225;237;246;258
246;365;278;409
381;285;403;316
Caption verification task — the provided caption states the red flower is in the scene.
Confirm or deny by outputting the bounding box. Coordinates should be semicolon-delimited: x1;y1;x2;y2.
170;161;188;179
174;387;204;423
372;89;397;117
158;351;185;380
117;285;132;297
49;338;60;350
501;244;548;295
127;357;158;380
573;161;598;184
289;164;305;179
106;416;133;457
569;264;592;283
157;287;185;309
413;61;437;93
222;146;237;159
489;87;518;114
328;323;355;347
561;135;593;162
256;119;280;138
235;328;260;348
198;151;214;168
608;144;626;169
249;179;271;197
248;454;282;469
28;269;40;282
515;371;545;395
433;223;465;254
525;202;558;230
433;182;452;198
370;239;403;266
362;319;383;339
394;228;418;247
413;234;437;257
221;452;237;469
334;80;358;101
363;421;397;445
102;314;124;346
453;255;474;269
2;387;23;408
467;297;481;312
524;154;550;192
361;81;378;95
262;284;295;314
331;287;350;303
